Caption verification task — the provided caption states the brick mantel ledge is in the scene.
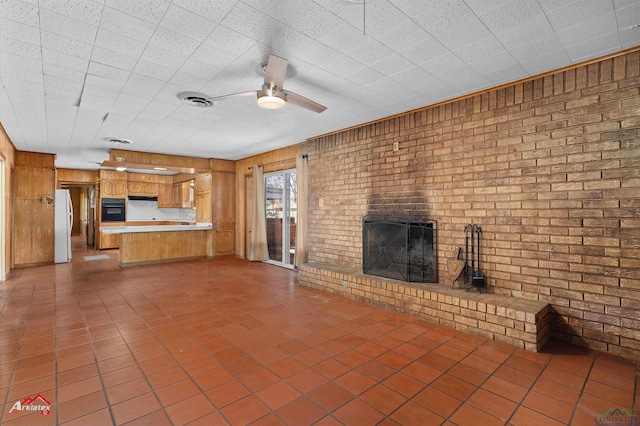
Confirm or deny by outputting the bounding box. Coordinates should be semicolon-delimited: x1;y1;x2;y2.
298;262;551;352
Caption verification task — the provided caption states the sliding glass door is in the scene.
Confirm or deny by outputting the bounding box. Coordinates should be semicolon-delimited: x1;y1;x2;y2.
264;169;296;267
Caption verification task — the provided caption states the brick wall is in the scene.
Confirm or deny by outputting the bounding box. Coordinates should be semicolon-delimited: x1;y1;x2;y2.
305;50;640;359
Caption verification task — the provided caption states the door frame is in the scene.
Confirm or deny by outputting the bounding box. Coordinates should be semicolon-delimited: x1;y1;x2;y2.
263;168;296;269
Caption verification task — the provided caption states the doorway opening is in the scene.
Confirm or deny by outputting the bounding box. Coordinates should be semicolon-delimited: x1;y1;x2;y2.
59;184;96;248
264;169;296;268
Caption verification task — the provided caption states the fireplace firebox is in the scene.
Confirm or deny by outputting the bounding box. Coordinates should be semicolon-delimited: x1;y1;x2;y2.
362;216;437;283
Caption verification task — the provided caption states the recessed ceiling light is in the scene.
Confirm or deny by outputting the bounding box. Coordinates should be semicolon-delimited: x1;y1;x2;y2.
153;167;168;171
116;167;127;172
177;92;215;108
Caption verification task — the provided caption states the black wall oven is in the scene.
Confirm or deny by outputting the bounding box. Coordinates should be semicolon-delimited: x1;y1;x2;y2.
101;198;125;222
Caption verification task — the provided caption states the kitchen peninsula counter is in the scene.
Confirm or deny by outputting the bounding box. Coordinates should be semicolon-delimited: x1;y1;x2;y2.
99;223;212;266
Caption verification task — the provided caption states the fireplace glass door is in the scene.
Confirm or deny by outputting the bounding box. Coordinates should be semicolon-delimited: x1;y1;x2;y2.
264;169;297;267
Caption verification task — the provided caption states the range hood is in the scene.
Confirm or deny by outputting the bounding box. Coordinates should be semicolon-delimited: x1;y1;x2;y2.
128;196;158;201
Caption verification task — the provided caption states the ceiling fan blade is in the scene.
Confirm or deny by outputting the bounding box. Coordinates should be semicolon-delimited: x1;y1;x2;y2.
283;90;327;113
208;91;257;102
264;55;288;89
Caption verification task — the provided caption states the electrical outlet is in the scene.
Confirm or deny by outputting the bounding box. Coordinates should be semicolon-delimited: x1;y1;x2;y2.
342;281;348;288
393;142;399;151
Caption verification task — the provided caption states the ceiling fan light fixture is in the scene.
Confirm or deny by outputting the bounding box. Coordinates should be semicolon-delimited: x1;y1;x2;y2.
257;94;285;109
257;85;286;109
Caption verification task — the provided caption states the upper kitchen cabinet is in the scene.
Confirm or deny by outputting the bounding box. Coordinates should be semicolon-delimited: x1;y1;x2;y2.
100;170;127;198
195;173;211;194
158;183;173;208
127;182;159;197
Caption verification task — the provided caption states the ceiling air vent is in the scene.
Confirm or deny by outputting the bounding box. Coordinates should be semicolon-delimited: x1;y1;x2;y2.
107;138;133;145
178;92;215;108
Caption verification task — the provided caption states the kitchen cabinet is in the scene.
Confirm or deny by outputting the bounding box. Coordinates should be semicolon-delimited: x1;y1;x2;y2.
158;184;173;208
100;170;127;198
173;181;194;208
195;193;211;222
195;173;211;194
128;182;158;196
100;231;120;249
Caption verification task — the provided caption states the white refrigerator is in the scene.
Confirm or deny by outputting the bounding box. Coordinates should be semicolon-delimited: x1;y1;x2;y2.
54;189;73;263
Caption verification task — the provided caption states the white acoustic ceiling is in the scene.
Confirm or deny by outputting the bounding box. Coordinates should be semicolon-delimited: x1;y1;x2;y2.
1;0;638;169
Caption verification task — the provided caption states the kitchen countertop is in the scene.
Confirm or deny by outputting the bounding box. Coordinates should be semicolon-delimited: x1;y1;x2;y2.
100;223;212;233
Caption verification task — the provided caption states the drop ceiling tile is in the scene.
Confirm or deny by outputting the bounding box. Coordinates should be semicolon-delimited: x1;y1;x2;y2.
1;76;43;94
0;53;42;72
39;0;103;25
318;21;367;55
397;37;450;66
344;66;386;86
282;1;343;40
321;54;366;78
159;4;215;42
616;1;640;26
44;74;84;92
149;28;199;57
347;38;396;67
203;24;256;56
264;25;314;57
365;77;417;102
170;0;236;23
449;74;491;93
469;50;519;75
478;0;545;33
508;34;565;62
41;31;93;59
105;0;170;24
419;52;467;74
564;32;622;62
43;63;85;82
0;36;41;60
190;43;237;68
43;85;83;102
219;2;279;41
0;18;40;45
94;28;147;57
140;44;189;69
519;49;572;75
432;65;481;86
169;71;208;90
100;6;157;43
543;0;614;31
1;64;42;84
133;60;177;81
85;74;125;92
0;0;39;27
179;58;222;81
389;66;445;94
91;47;138;71
556;12;618;47
127;73;165;91
620;25;640;48
483;63;529;85
42;49;89;72
454;36;507;64
39;9;98;44
463;0;511;15
494;14;555;49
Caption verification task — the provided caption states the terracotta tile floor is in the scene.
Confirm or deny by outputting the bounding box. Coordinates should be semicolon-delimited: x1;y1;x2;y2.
0;239;638;425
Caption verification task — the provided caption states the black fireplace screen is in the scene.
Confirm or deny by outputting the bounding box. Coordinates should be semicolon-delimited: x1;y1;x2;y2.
362;216;437;283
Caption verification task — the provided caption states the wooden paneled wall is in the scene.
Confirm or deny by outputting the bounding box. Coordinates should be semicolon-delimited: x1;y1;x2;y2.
12;151;56;268
235;144;303;258
0;124;16;280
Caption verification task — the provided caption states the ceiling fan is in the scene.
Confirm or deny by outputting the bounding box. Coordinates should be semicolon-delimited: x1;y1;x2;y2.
179;55;326;113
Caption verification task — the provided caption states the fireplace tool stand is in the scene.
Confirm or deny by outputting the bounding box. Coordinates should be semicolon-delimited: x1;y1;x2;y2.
464;224;486;292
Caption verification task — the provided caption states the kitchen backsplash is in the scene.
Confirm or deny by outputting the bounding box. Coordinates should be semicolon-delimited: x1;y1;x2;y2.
127;200;195;222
